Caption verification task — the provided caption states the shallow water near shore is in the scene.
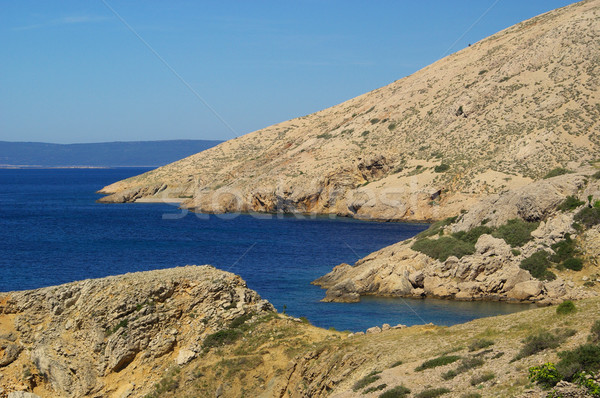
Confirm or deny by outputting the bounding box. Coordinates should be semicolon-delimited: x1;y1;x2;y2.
0;168;532;331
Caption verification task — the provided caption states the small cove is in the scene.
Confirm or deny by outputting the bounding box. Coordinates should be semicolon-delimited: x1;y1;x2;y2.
0;168;533;332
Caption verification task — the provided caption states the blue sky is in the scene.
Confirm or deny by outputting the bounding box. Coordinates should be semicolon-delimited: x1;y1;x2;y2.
0;0;578;144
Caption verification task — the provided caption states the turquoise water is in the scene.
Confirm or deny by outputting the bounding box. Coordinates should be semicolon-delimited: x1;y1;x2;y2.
0;168;532;331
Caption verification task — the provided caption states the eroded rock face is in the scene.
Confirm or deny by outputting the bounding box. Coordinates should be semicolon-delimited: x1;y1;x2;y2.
0;266;273;397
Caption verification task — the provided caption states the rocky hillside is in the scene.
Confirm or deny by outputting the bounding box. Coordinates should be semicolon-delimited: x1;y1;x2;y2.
314;167;600;304
99;0;599;221
2;266;600;397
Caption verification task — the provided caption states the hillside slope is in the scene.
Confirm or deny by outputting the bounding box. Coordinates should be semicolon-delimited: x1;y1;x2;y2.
99;0;599;221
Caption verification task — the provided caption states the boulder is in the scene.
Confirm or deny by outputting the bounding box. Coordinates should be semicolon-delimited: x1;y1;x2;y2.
507;281;543;301
366;326;381;334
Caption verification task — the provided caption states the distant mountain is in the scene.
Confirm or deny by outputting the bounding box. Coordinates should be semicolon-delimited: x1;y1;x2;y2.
0;140;222;167
100;0;599;221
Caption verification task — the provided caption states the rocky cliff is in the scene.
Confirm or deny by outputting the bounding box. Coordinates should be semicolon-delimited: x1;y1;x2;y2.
314;169;600;304
98;0;600;222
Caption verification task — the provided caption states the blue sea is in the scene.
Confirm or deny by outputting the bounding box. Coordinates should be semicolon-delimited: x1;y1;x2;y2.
0;168;532;331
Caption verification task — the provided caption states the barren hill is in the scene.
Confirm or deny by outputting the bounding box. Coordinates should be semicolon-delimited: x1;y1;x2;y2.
99;0;599;221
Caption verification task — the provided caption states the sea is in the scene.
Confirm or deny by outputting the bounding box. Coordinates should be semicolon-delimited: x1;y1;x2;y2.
0;168;533;332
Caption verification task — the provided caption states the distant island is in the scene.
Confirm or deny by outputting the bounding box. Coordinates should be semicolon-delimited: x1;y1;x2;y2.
0;139;222;168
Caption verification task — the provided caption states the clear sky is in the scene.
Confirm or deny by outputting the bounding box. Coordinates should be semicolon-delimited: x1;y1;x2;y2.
0;0;578;144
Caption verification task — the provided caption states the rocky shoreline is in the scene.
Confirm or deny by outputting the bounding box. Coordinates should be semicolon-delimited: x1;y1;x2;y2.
313;170;600;305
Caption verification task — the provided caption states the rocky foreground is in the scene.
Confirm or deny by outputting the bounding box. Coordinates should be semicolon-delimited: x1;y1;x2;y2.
314;169;600;305
1;266;600;397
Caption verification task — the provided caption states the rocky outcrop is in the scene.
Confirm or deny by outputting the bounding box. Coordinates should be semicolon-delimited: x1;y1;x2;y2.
98;0;600;222
0;266;273;397
314;171;600;304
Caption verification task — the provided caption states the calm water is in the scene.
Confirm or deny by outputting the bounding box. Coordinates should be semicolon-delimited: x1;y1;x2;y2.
0;168;531;331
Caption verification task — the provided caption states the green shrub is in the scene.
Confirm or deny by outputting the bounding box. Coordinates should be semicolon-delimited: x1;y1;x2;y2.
556;344;600;379
379;385;411;398
434;164;450;173
528;362;561;388
492;219;539;247
202;329;242;349
412;236;475;262
468;339;495;352
590;320;600;343
229;313;253;329
353;371;381;391
415;355;461;371
364;384;387;393
520;251;556;281
514;331;562;360
550;235;576;263
563;258;583;271
574;207;600;228
591;170;600;179
361;130;370;137
441;369;457;380
415;217;457;239
442;356;484;379
388;123;397;131
415;387;451;398
556;301;577;315
574;374;600;397
470;371;495;385
511;249;521;256
389;360;403;368
452;226;493;245
370;118;380;124
544;168;571;179
558;196;585;211
316;132;333;139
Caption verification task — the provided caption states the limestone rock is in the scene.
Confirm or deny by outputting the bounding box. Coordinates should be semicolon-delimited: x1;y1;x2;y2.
176;349;197;366
507;281;543;301
366;326;381;334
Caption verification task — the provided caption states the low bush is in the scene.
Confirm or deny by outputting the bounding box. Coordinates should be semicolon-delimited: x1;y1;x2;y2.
470;371;495;386
550;235;577;263
415;387;451;398
412;236;475;262
492;219;539;247
389;360;403;368
574;207;600;228
591;170;600;179
514;330;562;360
353;371;381;391
202;329;241;349
415;355;460;371
544;168;571;179
556;301;577;315
379;385;411;398
563;258;583;271
434;164;450;173
468;339;495;352
519;251;556;281
590;320;600;343
442;356;484;380
528;362;561;388
364;384;387;393
452;226;493;245
556;344;600;379
415;217;457;239
558;196;585;211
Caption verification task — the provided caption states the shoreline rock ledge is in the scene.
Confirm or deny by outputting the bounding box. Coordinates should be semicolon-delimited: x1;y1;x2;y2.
0;265;273;397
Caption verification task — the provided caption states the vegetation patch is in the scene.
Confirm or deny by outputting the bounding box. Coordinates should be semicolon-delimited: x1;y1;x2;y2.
434;164;450;173
415;387;451;398
364;384;387;393
415;217;457;239
453;226;493;245
513;330;567;361
411;236;475;262
352;370;381;391
442;356;485;380
574;207;600;229
379;385;411;398
415;355;460;371
556;300;577;315
492;218;539;247
558;196;585;212
469;338;494;352
470;371;495;386
544;167;571;179
316;133;333;139
519;251;556;281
